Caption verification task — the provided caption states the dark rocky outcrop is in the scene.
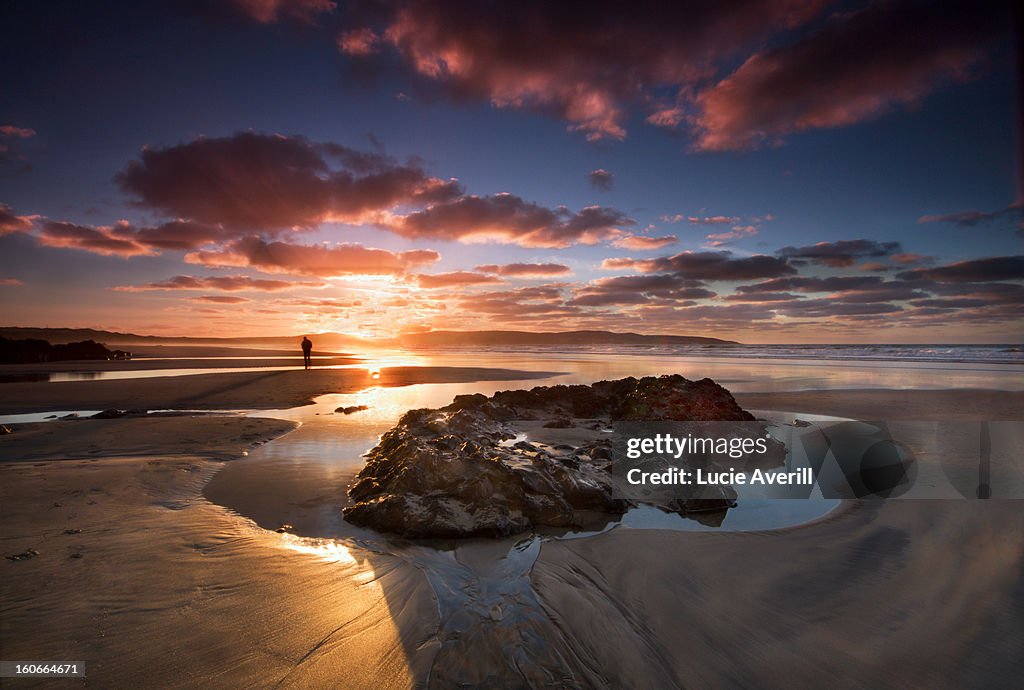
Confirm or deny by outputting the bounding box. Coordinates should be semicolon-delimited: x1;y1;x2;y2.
344;375;769;539
0;337;115;364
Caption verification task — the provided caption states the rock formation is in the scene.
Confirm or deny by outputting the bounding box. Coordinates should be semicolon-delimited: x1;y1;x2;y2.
344;375;771;538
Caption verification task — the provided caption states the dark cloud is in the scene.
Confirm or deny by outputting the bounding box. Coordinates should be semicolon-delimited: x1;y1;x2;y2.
475;263;572;278
777;239;902;267
450;284;578;319
36;221;154;257
917;204;1022;227
774;299;904;317
416;271;503;288
587;169;614;191
340;0;827;140
464;285;568;303
737;275;884;293
926;281;1024;301
724;291;800;302
185;237;440;277
117;132;460;231
26;216;248;256
218;0;336;24
114;274;325;292
384;193;633;248
898;256;1024;283
569;274;715;307
908;298;991;310
692;1;1010;150
603;250;795;280
831;285;929;303
122;220;226;251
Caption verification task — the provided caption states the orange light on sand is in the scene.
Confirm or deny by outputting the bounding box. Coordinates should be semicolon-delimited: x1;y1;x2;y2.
277;533;358;566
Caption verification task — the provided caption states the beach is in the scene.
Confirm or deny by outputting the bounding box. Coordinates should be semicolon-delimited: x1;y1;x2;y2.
2;352;1023;687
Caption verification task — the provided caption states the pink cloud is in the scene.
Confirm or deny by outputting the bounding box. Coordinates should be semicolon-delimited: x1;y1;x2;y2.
890;252;932;266
705;224;758;246
189;295;251;304
416;271;504;289
692;2;1007;150
0;125;35;138
384;193;632;248
117;132;461;231
338;28;380;56
223;0;335;24
688;215;740;225
0;204;33;235
611;234;677;250
185;237;439;277
345;1;826;141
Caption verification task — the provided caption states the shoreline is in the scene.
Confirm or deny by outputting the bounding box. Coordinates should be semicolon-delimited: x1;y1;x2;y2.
0;365;562;414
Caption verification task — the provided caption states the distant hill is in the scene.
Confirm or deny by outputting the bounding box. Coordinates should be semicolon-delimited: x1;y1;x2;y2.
398;330;737;347
0;327;738;352
0;327;376;350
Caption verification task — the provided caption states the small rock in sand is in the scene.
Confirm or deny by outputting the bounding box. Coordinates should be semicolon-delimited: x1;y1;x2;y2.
91;409;126;419
336;405;370;415
275;524;294;533
6;549;40;561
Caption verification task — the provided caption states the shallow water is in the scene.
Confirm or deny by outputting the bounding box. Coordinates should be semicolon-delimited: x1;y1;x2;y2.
199;370;848;685
204;382;844;543
196;355;1017;684
201;348;1024;540
4;348;1023;388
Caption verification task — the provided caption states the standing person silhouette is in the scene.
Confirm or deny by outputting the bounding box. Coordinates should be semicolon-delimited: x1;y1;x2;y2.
301;336;313;370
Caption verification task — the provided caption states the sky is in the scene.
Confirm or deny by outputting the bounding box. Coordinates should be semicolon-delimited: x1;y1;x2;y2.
0;0;1022;343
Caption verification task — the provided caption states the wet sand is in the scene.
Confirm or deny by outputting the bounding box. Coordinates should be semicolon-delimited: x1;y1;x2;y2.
0;416;438;688
737;388;1024;421
2;378;1022;687
0;355;359;375
0;366;559;414
532;501;1024;687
